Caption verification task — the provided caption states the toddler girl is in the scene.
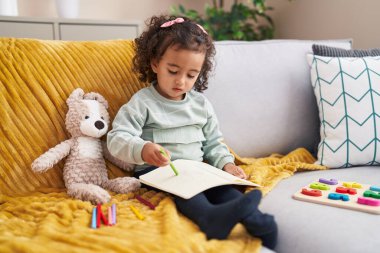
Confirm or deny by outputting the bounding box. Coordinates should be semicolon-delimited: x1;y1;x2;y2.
107;15;277;249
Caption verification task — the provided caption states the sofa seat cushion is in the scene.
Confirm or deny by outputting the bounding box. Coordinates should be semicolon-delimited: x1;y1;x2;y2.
260;166;380;253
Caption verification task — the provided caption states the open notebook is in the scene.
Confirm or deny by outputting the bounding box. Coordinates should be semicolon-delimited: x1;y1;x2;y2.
139;159;260;199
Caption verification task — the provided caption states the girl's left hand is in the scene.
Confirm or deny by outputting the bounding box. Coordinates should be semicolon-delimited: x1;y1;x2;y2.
223;163;247;179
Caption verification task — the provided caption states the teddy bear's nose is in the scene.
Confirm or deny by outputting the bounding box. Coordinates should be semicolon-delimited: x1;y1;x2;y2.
94;120;105;130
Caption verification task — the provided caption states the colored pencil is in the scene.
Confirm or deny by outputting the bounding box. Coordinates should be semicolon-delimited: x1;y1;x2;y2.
96;204;101;228
112;203;116;224
91;207;97;229
108;206;112;226
159;148;179;176
136;195;155;210
129;205;145;220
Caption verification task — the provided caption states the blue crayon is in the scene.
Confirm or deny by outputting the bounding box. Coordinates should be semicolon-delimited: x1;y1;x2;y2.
91;207;97;229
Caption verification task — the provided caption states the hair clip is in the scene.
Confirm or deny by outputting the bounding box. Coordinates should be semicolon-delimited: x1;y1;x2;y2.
160;17;208;35
160;17;185;28
196;24;208;35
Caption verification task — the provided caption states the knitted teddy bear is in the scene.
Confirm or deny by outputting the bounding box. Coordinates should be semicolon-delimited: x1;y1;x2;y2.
32;88;140;204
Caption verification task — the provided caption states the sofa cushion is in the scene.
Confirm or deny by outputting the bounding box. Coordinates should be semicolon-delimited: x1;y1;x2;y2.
0;38;147;195
308;54;380;168
205;39;352;158
312;44;380;57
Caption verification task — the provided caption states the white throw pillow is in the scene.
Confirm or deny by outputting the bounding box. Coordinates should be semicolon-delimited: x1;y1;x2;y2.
307;54;380;168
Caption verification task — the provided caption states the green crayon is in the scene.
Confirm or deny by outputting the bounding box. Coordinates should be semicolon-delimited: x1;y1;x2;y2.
159;149;179;176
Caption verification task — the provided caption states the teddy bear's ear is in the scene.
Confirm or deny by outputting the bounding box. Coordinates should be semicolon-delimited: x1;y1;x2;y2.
84;92;109;109
67;88;84;106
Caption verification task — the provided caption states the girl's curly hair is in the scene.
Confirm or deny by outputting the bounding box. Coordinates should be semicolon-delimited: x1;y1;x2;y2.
132;15;215;92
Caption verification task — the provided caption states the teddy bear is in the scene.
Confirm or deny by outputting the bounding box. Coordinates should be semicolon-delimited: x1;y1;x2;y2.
32;88;141;204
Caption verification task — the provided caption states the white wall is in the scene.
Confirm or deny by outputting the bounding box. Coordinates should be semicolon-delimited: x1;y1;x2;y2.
16;0;203;22
15;0;380;48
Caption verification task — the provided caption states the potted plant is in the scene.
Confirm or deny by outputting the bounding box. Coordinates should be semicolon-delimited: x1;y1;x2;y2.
171;0;276;41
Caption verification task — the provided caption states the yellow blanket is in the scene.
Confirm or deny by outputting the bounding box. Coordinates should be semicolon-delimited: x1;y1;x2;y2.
0;148;325;253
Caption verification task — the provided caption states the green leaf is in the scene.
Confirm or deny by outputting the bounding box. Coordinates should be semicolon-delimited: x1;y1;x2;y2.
179;4;186;14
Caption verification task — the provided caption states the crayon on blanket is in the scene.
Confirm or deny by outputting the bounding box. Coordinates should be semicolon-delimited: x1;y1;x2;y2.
91;207;97;229
130;205;145;220
96;204;101;228
99;206;108;226
136;195;155;210
112;203;116;224
108;206;112;226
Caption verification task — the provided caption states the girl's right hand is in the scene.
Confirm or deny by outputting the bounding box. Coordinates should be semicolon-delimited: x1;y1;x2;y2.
141;143;170;167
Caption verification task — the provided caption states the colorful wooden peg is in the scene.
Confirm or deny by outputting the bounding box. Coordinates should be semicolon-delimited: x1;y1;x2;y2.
310;182;330;190
301;188;322;197
369;186;380;192
328;193;350;201
357;197;380;206
363;190;380;199
319;178;338;185
342;182;362;189
336;186;357;195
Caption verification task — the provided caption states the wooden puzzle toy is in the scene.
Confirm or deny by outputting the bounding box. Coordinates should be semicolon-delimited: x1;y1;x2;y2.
293;178;380;214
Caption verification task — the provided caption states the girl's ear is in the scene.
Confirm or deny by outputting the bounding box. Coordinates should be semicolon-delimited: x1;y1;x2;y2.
151;59;158;73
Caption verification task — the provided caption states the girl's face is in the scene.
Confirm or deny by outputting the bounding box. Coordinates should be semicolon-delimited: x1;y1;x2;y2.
151;45;205;101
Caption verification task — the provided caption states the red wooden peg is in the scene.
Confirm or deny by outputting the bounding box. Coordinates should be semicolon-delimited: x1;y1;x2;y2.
336;186;357;195
301;188;322;197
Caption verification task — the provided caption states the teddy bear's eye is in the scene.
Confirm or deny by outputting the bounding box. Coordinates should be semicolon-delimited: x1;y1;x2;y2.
101;116;104;120
85;116;89;119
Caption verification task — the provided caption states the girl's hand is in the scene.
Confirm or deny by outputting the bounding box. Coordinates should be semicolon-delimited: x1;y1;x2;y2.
141;143;170;167
223;163;247;179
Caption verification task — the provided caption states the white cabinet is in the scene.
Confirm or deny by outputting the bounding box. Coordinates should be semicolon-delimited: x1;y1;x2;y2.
0;16;140;40
0;20;55;39
59;23;138;40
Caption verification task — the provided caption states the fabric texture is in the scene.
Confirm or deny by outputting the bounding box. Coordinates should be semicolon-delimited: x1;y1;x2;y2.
0;38;146;196
312;44;380;57
0;148;325;253
308;54;380;168
107;84;234;171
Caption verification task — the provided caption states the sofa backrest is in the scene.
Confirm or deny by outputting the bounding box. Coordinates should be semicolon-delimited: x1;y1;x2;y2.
0;37;351;195
205;39;352;157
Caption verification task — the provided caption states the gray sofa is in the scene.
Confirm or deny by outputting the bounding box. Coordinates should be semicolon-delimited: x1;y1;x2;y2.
205;40;380;253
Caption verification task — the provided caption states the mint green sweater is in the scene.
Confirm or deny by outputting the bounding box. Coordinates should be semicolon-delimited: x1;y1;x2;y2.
107;84;234;171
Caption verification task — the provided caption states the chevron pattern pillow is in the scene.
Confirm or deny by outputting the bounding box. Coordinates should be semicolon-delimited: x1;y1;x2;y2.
307;54;380;168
